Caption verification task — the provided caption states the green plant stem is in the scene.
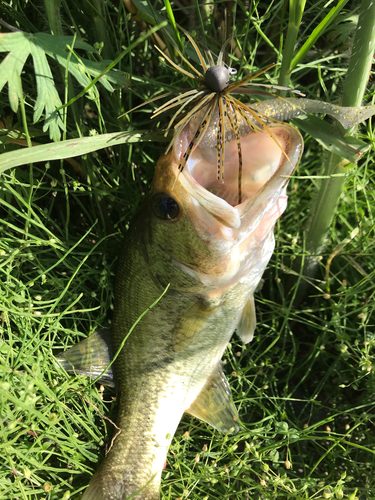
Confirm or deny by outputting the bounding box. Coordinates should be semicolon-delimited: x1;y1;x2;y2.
163;0;182;51
44;0;81;134
341;1;375;109
299;0;375;287
92;0;115;60
278;0;306;90
44;0;62;35
290;0;350;71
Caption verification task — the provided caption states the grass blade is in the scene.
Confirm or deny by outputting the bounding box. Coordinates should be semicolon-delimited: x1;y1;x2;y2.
290;0;351;71
163;0;182;51
0;132;168;172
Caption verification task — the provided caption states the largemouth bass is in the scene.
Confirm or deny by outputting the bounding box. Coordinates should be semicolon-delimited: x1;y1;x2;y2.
58;106;302;499
58;99;373;499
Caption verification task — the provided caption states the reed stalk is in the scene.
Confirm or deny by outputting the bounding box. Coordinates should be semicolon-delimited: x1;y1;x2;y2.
299;0;375;289
278;0;306;90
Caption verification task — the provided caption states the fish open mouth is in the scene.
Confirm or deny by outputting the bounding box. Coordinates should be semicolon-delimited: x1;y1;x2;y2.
186;126;295;208
175;112;303;229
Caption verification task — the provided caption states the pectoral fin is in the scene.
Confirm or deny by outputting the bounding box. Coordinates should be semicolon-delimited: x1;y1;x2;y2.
236;295;256;344
186;365;240;434
56;328;115;387
173;299;218;352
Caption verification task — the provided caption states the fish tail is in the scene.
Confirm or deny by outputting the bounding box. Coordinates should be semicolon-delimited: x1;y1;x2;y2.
81;474;105;500
81;471;125;500
81;467;161;500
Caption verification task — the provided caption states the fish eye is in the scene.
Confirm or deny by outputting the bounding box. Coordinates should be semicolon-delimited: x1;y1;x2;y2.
205;65;231;92
152;193;180;220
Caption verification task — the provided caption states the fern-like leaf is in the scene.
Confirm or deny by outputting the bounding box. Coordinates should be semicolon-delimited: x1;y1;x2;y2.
0;32;129;141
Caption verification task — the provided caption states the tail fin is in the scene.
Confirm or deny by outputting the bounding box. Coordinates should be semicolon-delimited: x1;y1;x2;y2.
81;475;106;500
81;469;160;500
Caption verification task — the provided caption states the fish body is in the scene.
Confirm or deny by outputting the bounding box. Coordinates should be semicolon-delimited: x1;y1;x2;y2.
54;94;375;499
60;110;303;499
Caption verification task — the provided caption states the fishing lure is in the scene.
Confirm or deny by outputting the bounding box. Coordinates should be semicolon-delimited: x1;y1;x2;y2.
124;31;375;205
123;32;305;204
153;32;306;200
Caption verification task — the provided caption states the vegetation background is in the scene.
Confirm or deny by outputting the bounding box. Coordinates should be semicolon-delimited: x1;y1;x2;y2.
0;0;374;499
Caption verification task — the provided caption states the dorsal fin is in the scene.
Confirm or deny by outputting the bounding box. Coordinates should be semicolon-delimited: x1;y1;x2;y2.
186;364;241;434
56;328;115;387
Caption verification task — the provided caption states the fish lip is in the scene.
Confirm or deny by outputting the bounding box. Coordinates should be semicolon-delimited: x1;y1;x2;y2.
180;169;241;229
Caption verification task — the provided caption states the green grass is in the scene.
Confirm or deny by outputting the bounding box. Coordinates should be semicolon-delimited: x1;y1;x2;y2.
0;1;375;499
